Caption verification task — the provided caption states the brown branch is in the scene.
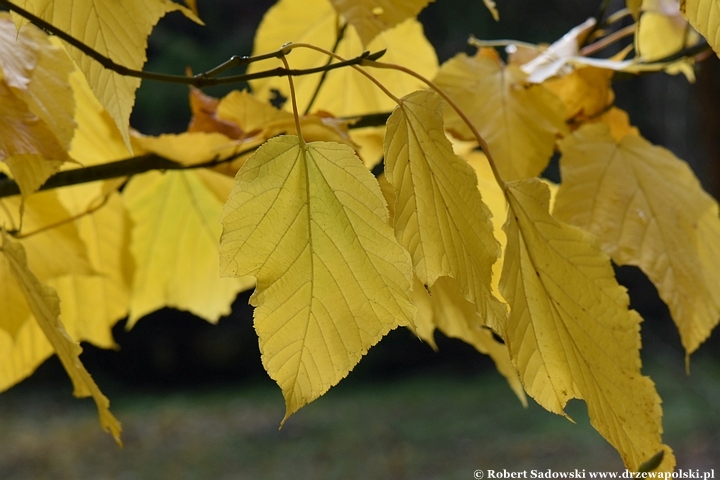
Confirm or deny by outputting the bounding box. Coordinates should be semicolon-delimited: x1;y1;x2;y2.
0;147;255;198
0;109;394;198
0;0;385;88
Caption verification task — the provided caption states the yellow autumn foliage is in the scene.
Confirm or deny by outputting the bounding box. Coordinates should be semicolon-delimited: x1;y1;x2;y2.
434;48;568;181
248;0;437;117
384;90;506;328
0;233;122;445
0;0;718;467
501;179;675;471
219;136;415;422
555;123;720;357
13;0;200;146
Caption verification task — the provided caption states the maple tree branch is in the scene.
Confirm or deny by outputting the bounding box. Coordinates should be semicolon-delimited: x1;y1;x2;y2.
0;146;257;198
0;0;384;88
0;108;394;199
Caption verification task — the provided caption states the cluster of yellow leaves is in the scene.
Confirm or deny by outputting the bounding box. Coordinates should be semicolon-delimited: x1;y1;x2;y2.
1;0;720;472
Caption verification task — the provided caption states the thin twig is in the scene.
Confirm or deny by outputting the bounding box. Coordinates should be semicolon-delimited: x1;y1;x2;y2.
579;24;635;56
0;0;384;88
280;54;305;147
303;22;348;115
14;193;111;239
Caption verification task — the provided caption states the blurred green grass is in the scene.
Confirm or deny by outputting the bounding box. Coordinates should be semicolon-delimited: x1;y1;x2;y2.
0;351;718;479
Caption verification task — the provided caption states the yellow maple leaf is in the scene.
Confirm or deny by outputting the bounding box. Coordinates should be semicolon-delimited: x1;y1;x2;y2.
679;0;720;56
592;106;640;142
0;16;76;150
328;0;432;45
247;0;437;117
0;232;122;445
500;179;675;471
52;188;132;348
384;90;506;328
434;48;568;181
413;276;526;406
628;0;644;17
350;126;385;169
637;0;699;62
462;149;509;308
218;90;357;147
0;315;53;392
122;169;253;327
0;81;68;196
68;61;131;166
0;189;92;340
555;123;720;357
0;243;34;338
219;135;415;422
0;190;92;281
14;0;200;146
132;131;245;167
0;189;129;395
543;66;615;124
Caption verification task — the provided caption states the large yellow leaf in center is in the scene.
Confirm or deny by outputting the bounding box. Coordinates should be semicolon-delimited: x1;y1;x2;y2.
384;90;506;328
500;179;674;471
219;136;415;422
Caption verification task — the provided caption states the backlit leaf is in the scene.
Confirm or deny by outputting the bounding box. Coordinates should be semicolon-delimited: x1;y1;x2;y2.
500;179;674;471
434;49;567;181
328;0;432;45
68;62;131;165
217;90;357;148
555;123;720;356
14;0;201;145
248;0;437;117
0;17;76;151
0;190;92;282
0;81;67;196
384;90;506;327
0;190;129;393
0;233;122;445
0;190;92;339
0;315;54;392
52;189;132;348
0;240;33;338
219;135;415;422
123;169;252;326
462;149;509;307
132;132;242;167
